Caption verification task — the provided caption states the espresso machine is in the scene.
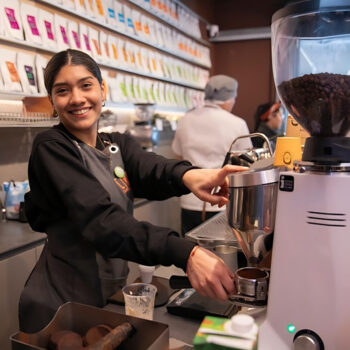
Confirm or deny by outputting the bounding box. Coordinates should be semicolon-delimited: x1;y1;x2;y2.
258;1;350;349
126;103;159;150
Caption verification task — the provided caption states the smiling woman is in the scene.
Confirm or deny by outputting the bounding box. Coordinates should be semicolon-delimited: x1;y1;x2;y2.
44;50;106;147
19;49;248;333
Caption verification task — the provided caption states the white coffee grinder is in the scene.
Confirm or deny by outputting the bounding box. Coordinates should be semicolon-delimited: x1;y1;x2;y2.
259;1;350;349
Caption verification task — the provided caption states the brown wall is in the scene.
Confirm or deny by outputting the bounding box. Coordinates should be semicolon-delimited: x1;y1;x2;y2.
212;40;276;131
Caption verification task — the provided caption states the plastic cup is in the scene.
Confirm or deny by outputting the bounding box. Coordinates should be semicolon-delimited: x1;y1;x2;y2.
138;264;155;283
122;283;157;320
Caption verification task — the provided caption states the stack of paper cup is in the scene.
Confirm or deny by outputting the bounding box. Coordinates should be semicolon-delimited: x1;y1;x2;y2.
138;264;155;283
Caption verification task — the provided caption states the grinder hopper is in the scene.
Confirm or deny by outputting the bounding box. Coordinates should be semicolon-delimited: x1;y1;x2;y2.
272;1;350;164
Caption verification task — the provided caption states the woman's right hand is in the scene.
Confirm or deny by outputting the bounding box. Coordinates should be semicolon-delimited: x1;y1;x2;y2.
186;246;235;301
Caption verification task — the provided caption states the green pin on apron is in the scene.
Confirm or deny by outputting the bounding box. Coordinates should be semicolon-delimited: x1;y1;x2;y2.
114;166;125;178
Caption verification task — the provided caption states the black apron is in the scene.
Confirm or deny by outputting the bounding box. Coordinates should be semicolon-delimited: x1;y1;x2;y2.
76;139;134;302
19;136;134;333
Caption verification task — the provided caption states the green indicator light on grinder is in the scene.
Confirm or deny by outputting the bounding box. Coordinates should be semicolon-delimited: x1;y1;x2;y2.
114;166;125;178
287;324;296;333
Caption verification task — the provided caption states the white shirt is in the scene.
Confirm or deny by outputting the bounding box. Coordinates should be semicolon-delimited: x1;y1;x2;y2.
172;101;252;211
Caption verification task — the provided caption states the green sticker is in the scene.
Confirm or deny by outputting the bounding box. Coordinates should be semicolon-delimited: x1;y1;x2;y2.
114;166;125;178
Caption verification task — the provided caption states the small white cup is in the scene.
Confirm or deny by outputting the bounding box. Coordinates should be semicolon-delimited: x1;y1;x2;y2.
138;264;155;283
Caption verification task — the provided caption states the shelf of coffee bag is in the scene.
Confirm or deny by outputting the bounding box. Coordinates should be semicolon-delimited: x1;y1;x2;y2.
0;91;47;101
0;35;55;55
0;114;58;128
0;36;205;91
105;101;187;114
34;0;211;69
99;61;205;90
125;0;210;46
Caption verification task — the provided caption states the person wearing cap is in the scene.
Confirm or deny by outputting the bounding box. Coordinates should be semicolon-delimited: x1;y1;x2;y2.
172;75;252;235
252;101;283;151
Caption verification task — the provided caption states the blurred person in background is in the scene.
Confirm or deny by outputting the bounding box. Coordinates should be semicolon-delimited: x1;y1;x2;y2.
172;75;252;235
252;101;283;151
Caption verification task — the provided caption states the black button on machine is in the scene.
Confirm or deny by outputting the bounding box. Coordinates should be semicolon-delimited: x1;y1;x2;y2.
293;330;324;350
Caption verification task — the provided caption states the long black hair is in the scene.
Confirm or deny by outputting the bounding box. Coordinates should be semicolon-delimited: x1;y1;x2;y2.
44;49;102;96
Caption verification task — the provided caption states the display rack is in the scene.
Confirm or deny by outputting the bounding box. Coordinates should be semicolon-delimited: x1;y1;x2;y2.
0;112;57;128
0;0;210;127
34;0;211;69
0;35;204;91
125;0;210;46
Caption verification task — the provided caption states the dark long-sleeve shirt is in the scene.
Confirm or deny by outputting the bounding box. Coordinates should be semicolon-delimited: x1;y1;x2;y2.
20;123;196;332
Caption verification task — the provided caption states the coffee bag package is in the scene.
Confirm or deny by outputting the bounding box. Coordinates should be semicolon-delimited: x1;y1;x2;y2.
105;0;117;27
75;0;87;15
155;22;165;47
155;52;165;76
38;9;56;50
20;3;42;45
85;0;98;19
124;5;135;35
125;75;136;102
149;0;158;15
132;9;142;37
109;76;118;102
146;79;155;104
0;9;6;36
1;0;24;41
68;20;81;50
89;27;103;62
99;30;111;63
141;48;151;73
133;76;142;102
162;56;172;78
114;1;126;32
110;75;125;103
35;54;48;95
94;0;107;23
139;78;149;103
159;82;167;106
0;49;22;92
118;39;128;67
165;84;173;106
117;74;128;102
139;15;150;41
54;14;70;51
0;69;5;90
152;81;160;104
79;23;93;57
125;42;136;69
163;26;172;49
147;18;158;44
134;45;143;71
62;0;76;10
148;51;158;75
100;69;111;101
17;52;38;95
108;35;119;66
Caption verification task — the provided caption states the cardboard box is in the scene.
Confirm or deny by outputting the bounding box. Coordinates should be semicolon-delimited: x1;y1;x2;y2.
10;302;169;350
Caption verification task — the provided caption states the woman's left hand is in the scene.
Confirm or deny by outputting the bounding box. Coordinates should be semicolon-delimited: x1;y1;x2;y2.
182;165;248;208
